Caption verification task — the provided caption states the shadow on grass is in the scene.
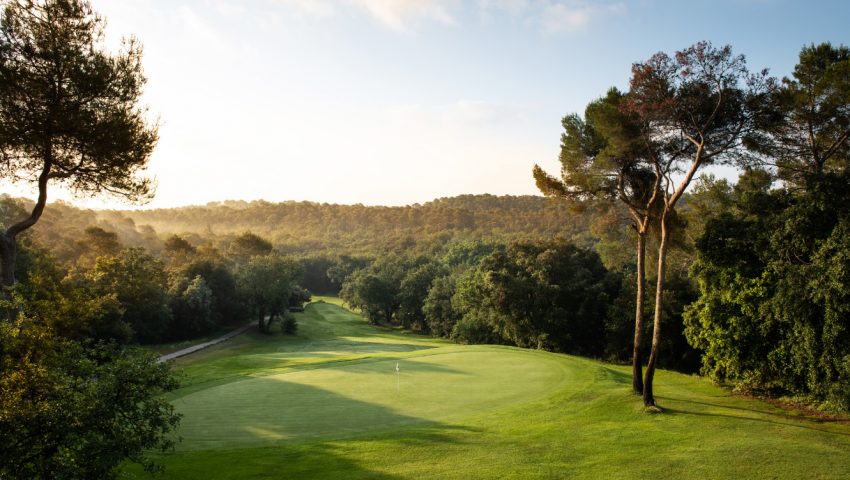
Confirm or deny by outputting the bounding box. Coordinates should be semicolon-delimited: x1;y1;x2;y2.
175;375;478;451
151;376;481;479
129;443;408;480
278;338;436;356
658;397;850;437
598;366;631;385
315;355;469;376
254;443;404;480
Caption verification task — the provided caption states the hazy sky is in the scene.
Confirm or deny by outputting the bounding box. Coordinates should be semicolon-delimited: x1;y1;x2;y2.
11;0;850;208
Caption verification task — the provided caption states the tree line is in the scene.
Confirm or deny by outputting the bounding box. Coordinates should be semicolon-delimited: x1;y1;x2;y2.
3;217;310;344
335;237;700;372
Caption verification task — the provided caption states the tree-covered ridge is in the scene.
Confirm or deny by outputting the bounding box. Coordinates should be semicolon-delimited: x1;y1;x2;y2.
0;194;597;260
112;194;597;254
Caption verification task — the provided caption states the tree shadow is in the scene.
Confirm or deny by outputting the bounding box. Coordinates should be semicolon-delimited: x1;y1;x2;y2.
597;366;631;385
173;376;478;452
279;338;436;356
314;354;470;376
151;376;484;478
658;396;850;437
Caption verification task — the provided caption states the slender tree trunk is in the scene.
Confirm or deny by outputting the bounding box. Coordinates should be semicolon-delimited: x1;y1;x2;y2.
0;234;18;321
631;231;647;394
0;234;17;289
0;151;51;296
643;215;670;407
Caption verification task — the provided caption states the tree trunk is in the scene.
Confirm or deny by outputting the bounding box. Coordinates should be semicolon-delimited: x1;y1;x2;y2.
0;233;17;289
643;215;670;407
0;154;51;296
631;231;646;394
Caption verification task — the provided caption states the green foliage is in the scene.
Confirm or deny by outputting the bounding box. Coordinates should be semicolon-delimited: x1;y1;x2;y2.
340;254;414;325
0;316;180;479
346;238;625;356
751;43;850;180
236;254;301;332
75;226;122;266
168;274;215;340
398;261;444;331
534;87;656;208
288;285;312;312
449;267;496;342
227;232;273;264
115;195;595;257
422;275;459;337
474;240;619;355
85;247;172;343
326;254;373;289
163;234;197;266
180;256;243;328
686;172;850;409
16;244;131;343
0;0;157;202
440;240;498;269
280;311;298;334
450;309;502;344
342;271;398;325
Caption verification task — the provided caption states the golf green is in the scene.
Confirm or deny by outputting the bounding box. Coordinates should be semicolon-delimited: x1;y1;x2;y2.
174;347;571;450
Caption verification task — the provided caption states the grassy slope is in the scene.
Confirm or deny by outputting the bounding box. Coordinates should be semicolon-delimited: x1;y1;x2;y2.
126;299;850;479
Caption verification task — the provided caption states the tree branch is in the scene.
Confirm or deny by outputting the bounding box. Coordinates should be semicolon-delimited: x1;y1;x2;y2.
6;148;51;238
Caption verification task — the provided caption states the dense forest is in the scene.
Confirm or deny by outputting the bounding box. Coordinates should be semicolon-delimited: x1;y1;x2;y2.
11;194;597;258
116;194;597;255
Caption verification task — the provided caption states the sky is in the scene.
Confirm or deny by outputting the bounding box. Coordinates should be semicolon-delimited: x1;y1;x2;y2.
7;0;850;209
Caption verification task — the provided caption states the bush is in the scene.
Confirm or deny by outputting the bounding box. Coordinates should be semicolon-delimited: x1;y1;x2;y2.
451;311;500;344
0;316;181;479
281;312;298;335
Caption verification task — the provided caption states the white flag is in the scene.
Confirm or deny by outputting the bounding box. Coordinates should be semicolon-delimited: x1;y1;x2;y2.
395;362;399;372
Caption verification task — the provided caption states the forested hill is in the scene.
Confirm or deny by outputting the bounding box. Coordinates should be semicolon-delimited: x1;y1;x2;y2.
111;194;597;254
6;194;599;257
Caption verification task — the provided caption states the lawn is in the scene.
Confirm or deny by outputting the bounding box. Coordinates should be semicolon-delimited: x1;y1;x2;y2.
124;299;850;479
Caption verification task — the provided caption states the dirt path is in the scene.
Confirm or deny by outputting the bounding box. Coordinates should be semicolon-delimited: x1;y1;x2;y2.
157;322;255;363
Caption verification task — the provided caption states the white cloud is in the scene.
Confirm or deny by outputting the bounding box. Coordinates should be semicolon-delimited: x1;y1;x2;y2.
273;0;457;32
273;0;623;34
349;0;457;32
541;1;625;34
476;1;626;34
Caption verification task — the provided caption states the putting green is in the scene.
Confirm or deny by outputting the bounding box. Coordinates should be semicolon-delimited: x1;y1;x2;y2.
174;347;571;450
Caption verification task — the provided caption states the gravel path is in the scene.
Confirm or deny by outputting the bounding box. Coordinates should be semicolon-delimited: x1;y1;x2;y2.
157;322;255;363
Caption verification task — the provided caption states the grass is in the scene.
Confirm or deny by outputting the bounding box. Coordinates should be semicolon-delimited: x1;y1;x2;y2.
124;300;850;479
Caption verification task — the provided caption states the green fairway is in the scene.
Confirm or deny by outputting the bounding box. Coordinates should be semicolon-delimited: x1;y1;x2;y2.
127;299;850;479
